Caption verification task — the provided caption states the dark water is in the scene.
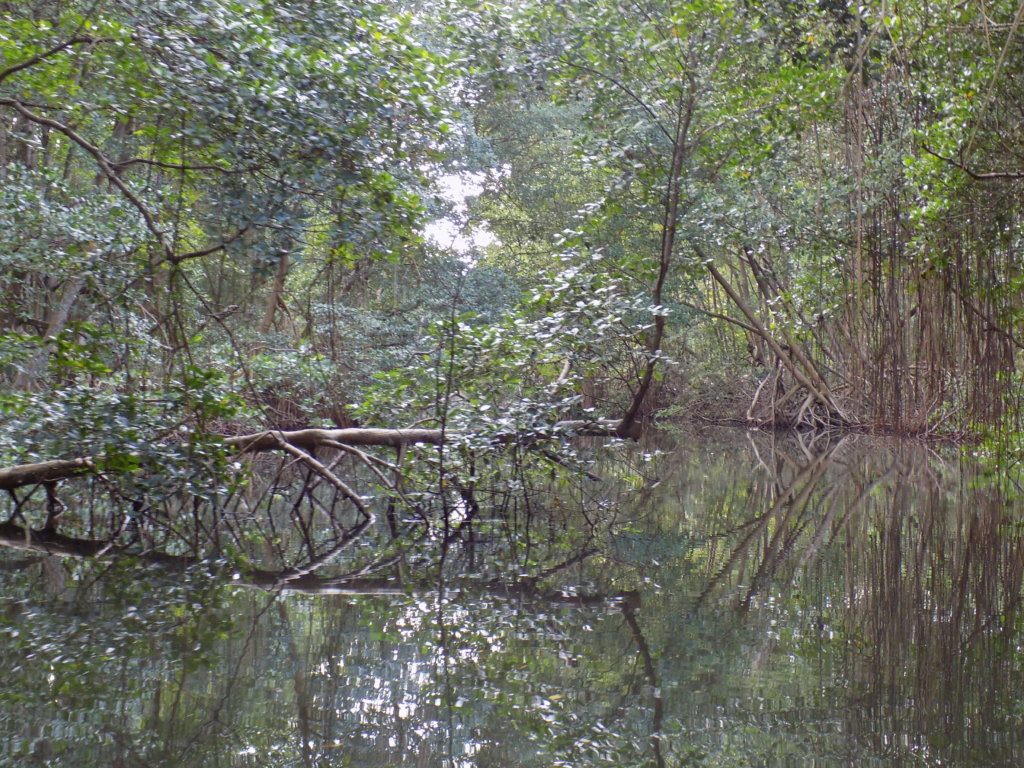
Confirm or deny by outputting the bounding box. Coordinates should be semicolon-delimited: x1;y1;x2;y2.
2;428;1024;767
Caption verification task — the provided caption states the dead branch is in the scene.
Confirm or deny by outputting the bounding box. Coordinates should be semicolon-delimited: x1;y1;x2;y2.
271;433;368;516
0;420;622;492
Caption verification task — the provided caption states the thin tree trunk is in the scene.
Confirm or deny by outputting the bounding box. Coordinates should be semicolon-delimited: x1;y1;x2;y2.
615;101;692;438
13;276;85;390
259;248;290;335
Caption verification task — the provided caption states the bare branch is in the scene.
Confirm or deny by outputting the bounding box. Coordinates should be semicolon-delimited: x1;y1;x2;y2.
271;433;369;517
922;144;1024;180
553;58;673;143
322;440;397;489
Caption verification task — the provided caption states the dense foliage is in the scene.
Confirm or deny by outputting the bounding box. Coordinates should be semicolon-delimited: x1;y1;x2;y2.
3;0;1024;547
3;0;1024;449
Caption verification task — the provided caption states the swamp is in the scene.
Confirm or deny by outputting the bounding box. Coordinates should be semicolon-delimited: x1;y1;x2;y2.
4;1;1024;765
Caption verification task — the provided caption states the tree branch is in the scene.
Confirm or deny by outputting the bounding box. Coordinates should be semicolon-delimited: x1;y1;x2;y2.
0;98;259;265
0;36;114;85
0;98;171;256
922;144;1024;180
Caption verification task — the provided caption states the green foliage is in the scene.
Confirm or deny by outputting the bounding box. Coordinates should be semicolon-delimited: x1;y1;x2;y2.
0;365;242;503
0;0;464;488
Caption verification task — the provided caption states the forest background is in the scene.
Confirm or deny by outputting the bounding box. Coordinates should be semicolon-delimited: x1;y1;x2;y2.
3;0;1024;498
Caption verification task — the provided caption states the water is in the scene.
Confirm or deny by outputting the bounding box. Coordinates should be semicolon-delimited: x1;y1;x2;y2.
2;428;1023;767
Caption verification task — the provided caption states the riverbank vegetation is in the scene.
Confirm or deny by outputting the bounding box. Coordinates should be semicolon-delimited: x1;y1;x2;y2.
2;0;1024;547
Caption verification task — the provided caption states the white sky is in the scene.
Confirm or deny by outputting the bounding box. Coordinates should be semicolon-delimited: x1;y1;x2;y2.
423;171;496;255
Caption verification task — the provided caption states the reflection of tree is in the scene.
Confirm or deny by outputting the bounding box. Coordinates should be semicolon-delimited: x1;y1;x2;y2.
621;599;664;768
5;429;1024;766
644;430;1024;766
693;435;842;610
0;541;666;767
0;493;638;768
835;458;1024;762
277;601;314;768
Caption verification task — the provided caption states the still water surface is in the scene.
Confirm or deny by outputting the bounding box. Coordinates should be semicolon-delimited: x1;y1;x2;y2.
2;428;1023;767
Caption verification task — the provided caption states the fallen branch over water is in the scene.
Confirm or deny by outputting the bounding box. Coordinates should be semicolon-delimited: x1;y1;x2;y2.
0;420;621;491
224;426;444;453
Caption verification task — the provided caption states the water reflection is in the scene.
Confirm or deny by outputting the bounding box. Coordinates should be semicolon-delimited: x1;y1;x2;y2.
2;428;1023;767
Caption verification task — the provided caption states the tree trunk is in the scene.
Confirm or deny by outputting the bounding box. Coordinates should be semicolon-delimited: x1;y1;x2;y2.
13;275;85;390
615;99;693;438
259;248;290;334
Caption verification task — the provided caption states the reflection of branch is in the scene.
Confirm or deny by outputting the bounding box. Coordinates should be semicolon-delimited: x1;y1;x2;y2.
740;439;852;607
0;521;632;605
494;546;598;587
740;483;816;610
621;601;664;768
0;521;192;564
539;449;601;482
273;513;374;587
820;461;898;551
694;442;838;608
